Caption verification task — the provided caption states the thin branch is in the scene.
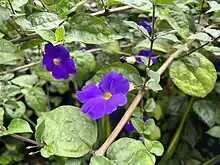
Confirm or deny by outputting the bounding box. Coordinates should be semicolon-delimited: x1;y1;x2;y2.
143;3;156;87
38;0;49;11
11;5;132;44
94;45;188;156
201;154;220;165
7;0;15;14
198;0;205;24
0;61;40;75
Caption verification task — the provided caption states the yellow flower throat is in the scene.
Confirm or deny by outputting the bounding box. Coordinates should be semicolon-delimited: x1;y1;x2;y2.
103;92;112;100
53;58;60;65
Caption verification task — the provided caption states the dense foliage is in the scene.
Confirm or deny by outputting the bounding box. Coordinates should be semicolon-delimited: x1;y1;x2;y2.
0;0;220;165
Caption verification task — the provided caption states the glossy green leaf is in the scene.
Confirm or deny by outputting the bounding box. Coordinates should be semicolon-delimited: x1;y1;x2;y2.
169;52;217;98
206;1;220;13
123;20;150;38
11;0;28;10
0;7;10;25
71;50;96;84
107;0;152;11
155;0;175;5
65;158;82;165
0;118;32;137
205;46;220;56
150;141;164;156
206;126;220;138
131;118;146;134
91;156;117;165
65;13;122;44
23;87;47;112
35;106;97;158
26;12;64;31
0;39;23;65
188;32;212;42
88;62;143;90
6;101;26;118
55;26;65;41
36;29;56;42
203;28;220;38
107;138;155;165
145;98;156;112
193;100;215;127
11;74;38;88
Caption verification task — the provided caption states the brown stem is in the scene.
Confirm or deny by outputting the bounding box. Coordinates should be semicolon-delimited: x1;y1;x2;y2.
94;45;187;156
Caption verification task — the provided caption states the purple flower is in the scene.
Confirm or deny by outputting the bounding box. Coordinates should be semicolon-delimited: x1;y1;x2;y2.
76;71;129;120
87;1;97;13
120;49;157;65
139;18;152;33
124;116;148;132
42;43;76;80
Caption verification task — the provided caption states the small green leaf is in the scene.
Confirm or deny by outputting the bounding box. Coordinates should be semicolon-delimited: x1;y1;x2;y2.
145;98;156;112
123;20;150;38
6;101;26;118
188;32;212;42
155;0;175;5
0;7;10;25
88;62;143;90
0;118;32;137
206;1;220;13
107;138;155;165
71;50;96;84
144;119;156;135
0;39;23;64
35;106;97;158
107;0;152;11
55;26;65;41
182;55;200;68
65;13;122;44
150;141;164;156
205;46;220;56
131;118;146;134
206;126;220;138
23;87;47;112
65;158;82;165
203;28;220;38
11;0;28;10
11;74;38;88
91;156;116;165
193;100;215;127
169;52;217;98
36;29;56;42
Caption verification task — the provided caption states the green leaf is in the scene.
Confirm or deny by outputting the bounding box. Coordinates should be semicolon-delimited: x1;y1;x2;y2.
169;52;217;98
65;158;82;165
131;118;146;134
35;106;97;158
6;101;26;118
145;98;156;112
34;65;59;82
215;82;220;94
88;62;143;90
0;108;4;126
0;39;23;65
65;13;122;44
206;126;220;138
107;0;152;11
11;0;28;10
36;29;56;42
205;46;220;56
144;119;156;135
71;50;96;84
146;70;163;92
150;141;164;156
157;33;181;43
155;0;175;5
158;7;190;39
91;156;116;165
188;32;212;42
57;0;87;16
123;20;150;38
0;7;10;25
23;87;47;112
193;100;215;127
203;28;220;38
26;12;64;31
0;118;32;137
107;138;155;165
5;85;20;97
55;26;65;41
182;55;200;68
206;1;220;13
11;74;38;88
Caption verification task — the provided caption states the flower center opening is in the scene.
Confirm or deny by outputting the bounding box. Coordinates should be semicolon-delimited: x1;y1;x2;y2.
103;92;112;100
53;58;60;65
